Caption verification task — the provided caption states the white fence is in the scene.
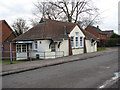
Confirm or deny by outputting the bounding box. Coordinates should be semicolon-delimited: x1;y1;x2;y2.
0;51;64;60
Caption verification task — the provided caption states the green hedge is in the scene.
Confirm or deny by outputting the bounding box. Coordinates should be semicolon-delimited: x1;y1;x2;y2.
99;38;120;47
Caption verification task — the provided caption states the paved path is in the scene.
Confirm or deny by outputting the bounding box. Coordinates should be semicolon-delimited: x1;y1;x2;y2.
2;48;118;88
1;47;118;76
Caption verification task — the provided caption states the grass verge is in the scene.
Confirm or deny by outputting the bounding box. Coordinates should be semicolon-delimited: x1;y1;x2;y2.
0;60;28;64
97;48;107;51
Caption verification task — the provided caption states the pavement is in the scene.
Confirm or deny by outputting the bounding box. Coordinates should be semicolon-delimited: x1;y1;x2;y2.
1;47;118;76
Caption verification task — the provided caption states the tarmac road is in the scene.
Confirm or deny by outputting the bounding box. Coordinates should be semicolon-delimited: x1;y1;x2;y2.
2;50;118;88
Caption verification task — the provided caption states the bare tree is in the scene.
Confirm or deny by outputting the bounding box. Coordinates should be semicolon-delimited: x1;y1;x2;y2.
12;18;29;36
32;0;100;27
33;2;63;20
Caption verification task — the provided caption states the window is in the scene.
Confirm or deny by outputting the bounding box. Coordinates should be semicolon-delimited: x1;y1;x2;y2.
76;37;79;48
22;45;26;52
1;44;4;51
17;45;21;52
34;41;38;50
80;37;83;47
17;44;27;53
75;32;79;37
51;43;56;52
70;37;74;48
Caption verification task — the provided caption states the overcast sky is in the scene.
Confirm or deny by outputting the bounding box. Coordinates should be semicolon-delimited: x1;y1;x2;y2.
0;0;119;34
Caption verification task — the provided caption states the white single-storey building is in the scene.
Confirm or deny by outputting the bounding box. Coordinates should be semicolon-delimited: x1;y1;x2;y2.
13;19;97;60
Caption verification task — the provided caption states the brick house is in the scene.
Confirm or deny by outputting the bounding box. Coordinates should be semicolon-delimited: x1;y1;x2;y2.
102;30;114;38
85;26;107;40
0;20;16;60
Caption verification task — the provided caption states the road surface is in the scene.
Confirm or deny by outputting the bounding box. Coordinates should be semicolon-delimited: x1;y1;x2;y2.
2;50;118;88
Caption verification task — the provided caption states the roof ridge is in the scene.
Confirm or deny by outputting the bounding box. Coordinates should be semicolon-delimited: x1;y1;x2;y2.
44;18;76;25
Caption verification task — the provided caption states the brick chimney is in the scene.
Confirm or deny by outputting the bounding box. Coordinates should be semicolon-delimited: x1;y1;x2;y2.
97;26;99;29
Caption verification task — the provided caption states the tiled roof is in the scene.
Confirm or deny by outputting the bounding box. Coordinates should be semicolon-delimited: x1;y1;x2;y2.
13;19;76;41
14;19;97;41
86;26;106;35
83;30;98;40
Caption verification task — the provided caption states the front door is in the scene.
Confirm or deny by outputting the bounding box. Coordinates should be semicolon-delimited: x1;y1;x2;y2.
16;44;27;60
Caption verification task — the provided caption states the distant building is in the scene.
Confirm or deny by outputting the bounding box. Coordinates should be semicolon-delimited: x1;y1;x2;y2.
85;26;107;40
103;30;114;38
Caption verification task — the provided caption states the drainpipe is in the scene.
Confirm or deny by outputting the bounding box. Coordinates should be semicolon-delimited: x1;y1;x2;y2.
84;38;87;53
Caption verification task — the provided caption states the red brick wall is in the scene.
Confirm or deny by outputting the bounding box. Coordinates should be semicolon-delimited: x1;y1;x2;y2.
0;20;16;60
98;34;107;39
2;43;16;60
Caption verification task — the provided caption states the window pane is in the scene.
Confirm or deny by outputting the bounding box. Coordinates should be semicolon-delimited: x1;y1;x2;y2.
75;32;79;37
34;41;38;50
80;37;83;47
22;45;26;52
76;37;79;47
17;45;21;52
71;37;74;48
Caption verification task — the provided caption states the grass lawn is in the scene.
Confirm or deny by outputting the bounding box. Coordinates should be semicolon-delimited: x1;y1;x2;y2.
97;48;107;51
0;60;29;64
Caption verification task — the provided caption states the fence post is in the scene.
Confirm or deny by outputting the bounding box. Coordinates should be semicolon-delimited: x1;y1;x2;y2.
63;51;64;57
13;51;14;64
55;51;56;58
44;52;45;59
10;43;12;64
30;51;32;61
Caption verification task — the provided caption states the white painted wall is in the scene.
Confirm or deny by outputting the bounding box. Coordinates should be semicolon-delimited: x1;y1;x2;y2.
72;48;84;55
69;25;85;55
30;39;69;59
85;40;97;53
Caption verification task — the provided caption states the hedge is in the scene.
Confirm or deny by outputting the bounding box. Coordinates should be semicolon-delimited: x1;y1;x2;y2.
99;38;120;47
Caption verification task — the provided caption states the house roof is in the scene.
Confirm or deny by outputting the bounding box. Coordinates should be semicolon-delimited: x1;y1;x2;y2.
13;19;97;42
83;30;98;40
86;26;106;35
0;20;16;42
103;30;114;33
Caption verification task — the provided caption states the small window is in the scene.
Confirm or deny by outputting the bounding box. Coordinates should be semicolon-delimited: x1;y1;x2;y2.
51;43;56;52
34;41;38;50
75;32;79;37
17;45;21;52
80;37;83;47
22;45;26;52
1;44;4;51
76;37;79;48
70;37;74;48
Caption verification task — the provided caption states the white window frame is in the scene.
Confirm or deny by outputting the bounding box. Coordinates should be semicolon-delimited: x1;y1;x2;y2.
22;44;27;52
34;41;38;50
16;44;27;53
76;37;79;48
70;36;74;48
16;45;21;53
80;37;83;47
75;32;79;37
